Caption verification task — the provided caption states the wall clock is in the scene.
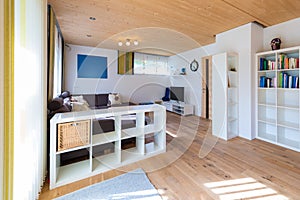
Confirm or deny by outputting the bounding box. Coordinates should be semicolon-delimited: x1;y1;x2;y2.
190;59;199;72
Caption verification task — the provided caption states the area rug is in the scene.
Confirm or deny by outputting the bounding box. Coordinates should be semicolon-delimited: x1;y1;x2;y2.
55;168;162;200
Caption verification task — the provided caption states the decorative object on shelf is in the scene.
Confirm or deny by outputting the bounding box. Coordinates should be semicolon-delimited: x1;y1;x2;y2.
229;66;236;72
270;38;281;50
180;67;186;75
118;39;139;47
190;59;199;72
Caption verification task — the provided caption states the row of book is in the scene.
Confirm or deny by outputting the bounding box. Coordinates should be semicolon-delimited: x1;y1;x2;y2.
259;58;276;70
259;74;299;88
259;56;299;71
259;76;276;88
278;54;299;69
278;72;299;88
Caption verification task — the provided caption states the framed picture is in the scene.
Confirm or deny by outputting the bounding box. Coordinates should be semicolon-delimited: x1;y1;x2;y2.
77;54;108;78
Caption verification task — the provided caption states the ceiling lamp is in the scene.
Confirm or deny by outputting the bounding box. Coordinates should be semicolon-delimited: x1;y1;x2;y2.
125;39;131;46
118;39;139;47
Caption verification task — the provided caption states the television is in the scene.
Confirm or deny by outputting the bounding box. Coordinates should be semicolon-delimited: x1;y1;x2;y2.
170;87;184;102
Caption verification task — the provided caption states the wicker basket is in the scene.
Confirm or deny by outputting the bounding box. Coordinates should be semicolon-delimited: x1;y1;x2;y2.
57;120;90;151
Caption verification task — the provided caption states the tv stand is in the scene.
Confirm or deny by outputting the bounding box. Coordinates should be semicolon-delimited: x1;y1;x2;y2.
162;101;193;116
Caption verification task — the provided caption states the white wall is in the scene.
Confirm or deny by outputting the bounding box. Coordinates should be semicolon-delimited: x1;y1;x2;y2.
263;18;300;51
168;44;216;116
217;24;253;139
64;44;170;103
251;23;264;139
169;23;264;140
0;0;4;197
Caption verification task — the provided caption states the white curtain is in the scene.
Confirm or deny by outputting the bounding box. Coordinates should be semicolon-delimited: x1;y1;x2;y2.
53;25;63;97
14;0;47;199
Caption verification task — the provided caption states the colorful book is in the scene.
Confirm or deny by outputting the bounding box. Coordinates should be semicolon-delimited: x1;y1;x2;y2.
288;76;292;88
259;58;264;70
279;73;283;88
284;57;289;69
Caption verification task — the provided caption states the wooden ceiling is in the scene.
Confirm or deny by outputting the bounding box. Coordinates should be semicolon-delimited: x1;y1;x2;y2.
48;0;300;56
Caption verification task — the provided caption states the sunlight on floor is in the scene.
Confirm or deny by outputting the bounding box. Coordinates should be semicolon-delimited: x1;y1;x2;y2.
111;189;162;200
166;130;178;138
158;189;169;200
204;177;289;200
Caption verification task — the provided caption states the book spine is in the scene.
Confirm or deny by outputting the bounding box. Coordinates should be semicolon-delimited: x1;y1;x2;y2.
288;76;292;88
273;77;277;88
284;57;289;69
263;60;267;70
279;73;283;88
259;58;264;70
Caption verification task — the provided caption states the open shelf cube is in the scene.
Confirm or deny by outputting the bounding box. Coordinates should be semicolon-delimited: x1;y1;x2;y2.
50;104;166;189
145;131;165;155
278;127;300;149
257;122;277;142
258;105;276;124
277;108;299;129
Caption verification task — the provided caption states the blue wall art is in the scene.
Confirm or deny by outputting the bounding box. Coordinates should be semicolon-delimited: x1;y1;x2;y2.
77;54;108;78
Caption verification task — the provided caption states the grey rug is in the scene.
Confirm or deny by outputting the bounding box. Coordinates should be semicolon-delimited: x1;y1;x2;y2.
55;168;162;200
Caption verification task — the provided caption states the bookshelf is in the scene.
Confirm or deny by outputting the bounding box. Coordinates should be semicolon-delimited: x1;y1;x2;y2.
212;52;239;140
256;46;300;152
50;105;166;189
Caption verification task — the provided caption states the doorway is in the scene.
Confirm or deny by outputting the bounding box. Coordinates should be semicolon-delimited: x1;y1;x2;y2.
201;56;212;120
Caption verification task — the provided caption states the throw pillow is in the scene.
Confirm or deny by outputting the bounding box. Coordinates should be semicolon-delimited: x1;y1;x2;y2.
72;95;89;106
108;93;122;105
48;97;63;111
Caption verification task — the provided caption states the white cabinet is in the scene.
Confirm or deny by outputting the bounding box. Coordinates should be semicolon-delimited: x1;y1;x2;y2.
162;101;193;116
50;105;166;189
212;52;239;140
256;46;300;152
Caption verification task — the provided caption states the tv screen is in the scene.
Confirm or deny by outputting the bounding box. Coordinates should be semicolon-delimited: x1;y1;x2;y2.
170;87;184;102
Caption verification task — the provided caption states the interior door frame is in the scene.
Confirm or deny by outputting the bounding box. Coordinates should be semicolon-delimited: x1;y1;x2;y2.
201;56;212;119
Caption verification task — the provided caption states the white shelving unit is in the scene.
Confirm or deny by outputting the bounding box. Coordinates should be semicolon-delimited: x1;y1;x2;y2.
162;101;193;116
256;46;300;152
212;52;239;140
50;105;166;189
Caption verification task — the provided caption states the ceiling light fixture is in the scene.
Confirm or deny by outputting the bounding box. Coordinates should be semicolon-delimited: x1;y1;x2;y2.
118;39;139;47
125;39;131;46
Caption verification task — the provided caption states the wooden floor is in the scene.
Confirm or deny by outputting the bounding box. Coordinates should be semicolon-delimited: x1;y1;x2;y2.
39;112;300;200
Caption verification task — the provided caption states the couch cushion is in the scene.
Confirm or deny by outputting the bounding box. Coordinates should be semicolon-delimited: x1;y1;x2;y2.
82;94;96;107
95;94;109;106
48;97;63;111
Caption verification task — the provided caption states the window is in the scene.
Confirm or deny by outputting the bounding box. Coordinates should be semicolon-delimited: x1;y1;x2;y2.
134;52;169;75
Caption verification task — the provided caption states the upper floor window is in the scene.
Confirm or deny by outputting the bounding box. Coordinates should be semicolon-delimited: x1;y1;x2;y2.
134;52;169;75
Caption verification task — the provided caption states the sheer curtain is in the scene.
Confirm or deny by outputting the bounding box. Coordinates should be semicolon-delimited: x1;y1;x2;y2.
48;5;64;101
14;0;47;199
